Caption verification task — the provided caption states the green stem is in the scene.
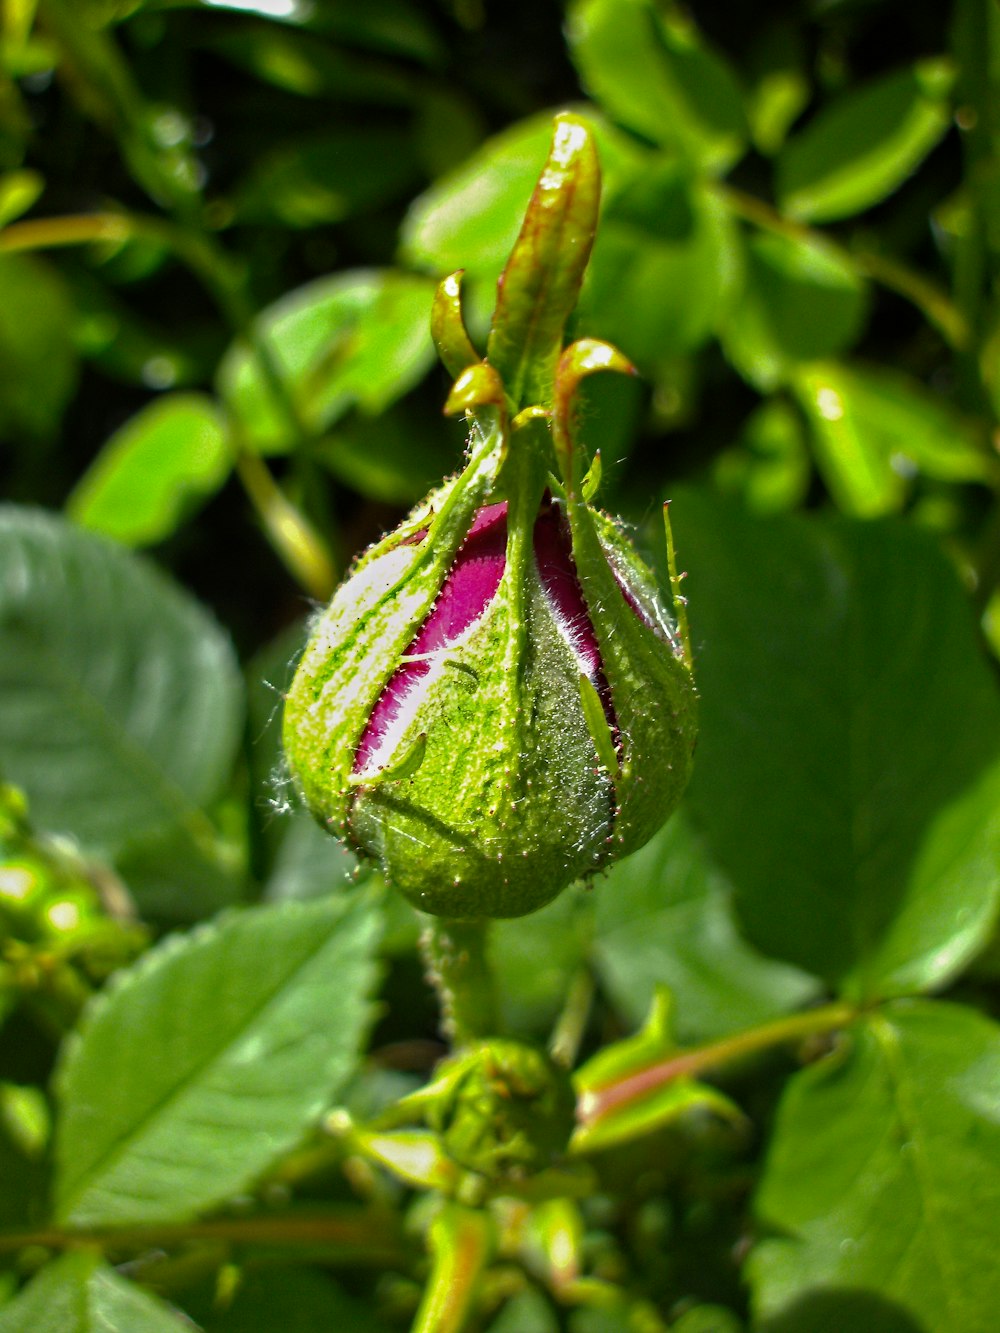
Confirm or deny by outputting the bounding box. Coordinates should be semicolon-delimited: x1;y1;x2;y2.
420;919;498;1048
0;209;339;594
576;1000;857;1135
410;1203;492;1333
549;967;594;1070
235;452;336;601
0;1207;407;1266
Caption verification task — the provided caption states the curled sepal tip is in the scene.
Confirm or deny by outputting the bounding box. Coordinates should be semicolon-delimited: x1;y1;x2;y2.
487;112;601;413
432;270;479;381
553;338;637;494
443;361;507;420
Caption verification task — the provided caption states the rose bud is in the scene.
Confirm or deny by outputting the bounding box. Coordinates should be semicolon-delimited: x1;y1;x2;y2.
283;114;697;919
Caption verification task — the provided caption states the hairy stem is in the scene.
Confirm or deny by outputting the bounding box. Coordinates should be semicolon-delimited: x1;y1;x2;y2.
576;1000;857;1137
410;1204;492;1333
420;918;498;1048
0;1207;407;1266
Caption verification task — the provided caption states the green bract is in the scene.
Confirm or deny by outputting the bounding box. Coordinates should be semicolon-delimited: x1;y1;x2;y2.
283;114;697;918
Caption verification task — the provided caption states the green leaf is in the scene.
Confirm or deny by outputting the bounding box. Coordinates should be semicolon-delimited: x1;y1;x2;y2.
0;169;43;227
712;398;811;515
200;1267;389;1333
567;0;748;173
719;230;869;391
54;893;380;1227
674;492;1000;997
235;128;419;228
113;821;246;926
750;1000;1000;1333
0;254;78;442
0;1252;190;1332
206;27;414;105
489;884;594;1038
67;394;232;547
580;163;741;361
486;1288;560;1333
0;507;243;857
592;810;818;1044
794;361;993;517
317;402;464;506
217;269;435;455
777;59;954;222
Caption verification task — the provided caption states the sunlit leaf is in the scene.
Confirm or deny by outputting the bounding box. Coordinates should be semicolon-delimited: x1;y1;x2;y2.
581;164;741;361
0;1251;189;1332
567;0;748;173
68;394;232;547
794;361;994;516
0;169;43;226
777;59;954;222
55;893;380;1226
217;269;436;454
719;230;869;391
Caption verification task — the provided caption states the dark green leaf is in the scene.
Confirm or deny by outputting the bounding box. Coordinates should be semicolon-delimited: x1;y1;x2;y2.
55;893;380;1227
317;403;464;506
674;492;1000;997
489;884;595;1038
719;230;869;391
0;255;78;442
0;1252;190;1332
592;810;818;1044
567;0;748;172
712;398;811;515
67;394;232;547
777;60;954;222
0;507;243;857
207;27;414;104
794;361;993;516
201;1267;389;1333
236;128;419;228
217;270;435;455
113;821;246;926
750;1001;1000;1333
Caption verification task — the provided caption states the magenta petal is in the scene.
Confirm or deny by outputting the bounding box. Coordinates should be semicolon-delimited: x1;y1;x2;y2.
532;504;601;680
353;503;509;773
533;504;616;730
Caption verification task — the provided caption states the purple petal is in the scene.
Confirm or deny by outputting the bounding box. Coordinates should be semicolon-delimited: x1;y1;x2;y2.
354;503;508;774
533;503;616;730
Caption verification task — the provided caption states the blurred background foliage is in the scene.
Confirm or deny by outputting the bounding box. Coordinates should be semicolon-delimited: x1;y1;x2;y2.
2;1;1000;1331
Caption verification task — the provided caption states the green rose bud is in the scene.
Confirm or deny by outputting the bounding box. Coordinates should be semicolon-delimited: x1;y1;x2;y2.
427;1039;576;1180
283;114;697;919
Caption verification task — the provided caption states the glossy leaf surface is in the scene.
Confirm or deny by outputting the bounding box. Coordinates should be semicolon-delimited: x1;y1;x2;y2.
751;1001;1000;1333
55;894;379;1226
